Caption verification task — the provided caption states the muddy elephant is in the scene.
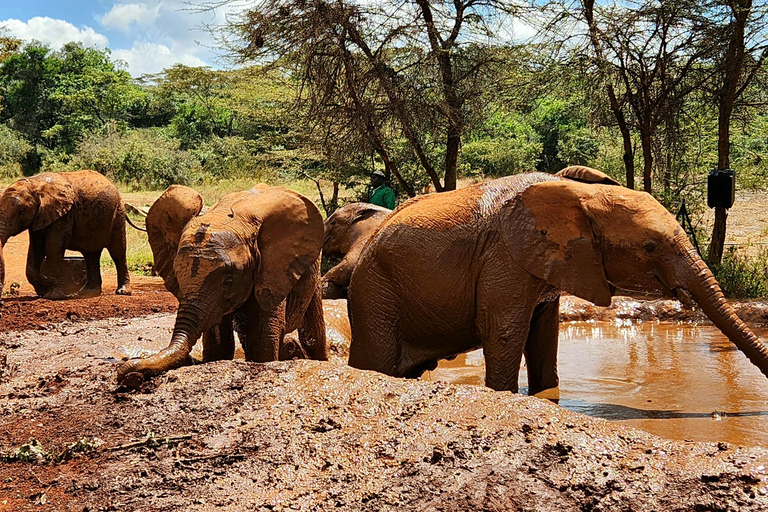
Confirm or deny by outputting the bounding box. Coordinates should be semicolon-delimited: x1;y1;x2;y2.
117;184;327;386
347;167;768;394
0;170;131;300
322;202;391;299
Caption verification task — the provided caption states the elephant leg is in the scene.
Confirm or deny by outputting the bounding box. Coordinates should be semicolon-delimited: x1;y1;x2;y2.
25;232;49;297
202;314;236;362
347;286;403;376
242;297;285;363
475;257;535;393
108;220;131;295
524;296;560;395
40;227;69;300
298;285;328;361
78;250;103;298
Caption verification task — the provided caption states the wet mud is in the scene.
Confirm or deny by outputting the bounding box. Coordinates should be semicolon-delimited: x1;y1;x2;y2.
1;312;768;511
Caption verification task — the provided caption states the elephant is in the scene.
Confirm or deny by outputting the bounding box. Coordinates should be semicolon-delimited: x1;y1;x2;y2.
116;184;328;387
0;170;131;300
322;202;391;298
347;167;768;394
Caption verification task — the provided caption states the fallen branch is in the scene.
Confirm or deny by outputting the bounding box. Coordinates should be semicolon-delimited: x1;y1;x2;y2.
105;433;193;452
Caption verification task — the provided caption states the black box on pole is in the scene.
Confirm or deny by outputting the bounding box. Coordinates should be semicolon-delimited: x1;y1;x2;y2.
707;169;735;209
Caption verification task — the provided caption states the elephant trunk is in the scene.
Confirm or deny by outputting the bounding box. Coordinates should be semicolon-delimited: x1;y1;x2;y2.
0;239;5;299
683;251;768;378
116;302;208;386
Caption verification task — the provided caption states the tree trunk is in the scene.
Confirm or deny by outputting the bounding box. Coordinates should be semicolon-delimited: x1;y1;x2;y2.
640;129;653;193
708;0;751;266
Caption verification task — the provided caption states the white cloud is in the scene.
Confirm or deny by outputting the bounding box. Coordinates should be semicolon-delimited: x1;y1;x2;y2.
100;3;161;33
1;16;109;50
111;42;207;76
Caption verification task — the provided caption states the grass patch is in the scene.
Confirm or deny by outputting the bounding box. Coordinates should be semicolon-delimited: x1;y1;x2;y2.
712;246;768;299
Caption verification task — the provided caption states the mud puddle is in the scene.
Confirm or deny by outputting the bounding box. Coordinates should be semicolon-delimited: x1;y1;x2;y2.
427;320;768;447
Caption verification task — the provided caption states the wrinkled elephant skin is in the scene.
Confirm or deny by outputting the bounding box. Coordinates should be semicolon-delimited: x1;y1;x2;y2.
322;203;391;299
117;184;327;386
0;170;131;300
348;167;768;394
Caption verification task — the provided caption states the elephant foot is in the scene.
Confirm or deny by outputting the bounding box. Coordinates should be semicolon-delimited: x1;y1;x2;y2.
77;286;103;299
115;284;132;296
43;287;69;300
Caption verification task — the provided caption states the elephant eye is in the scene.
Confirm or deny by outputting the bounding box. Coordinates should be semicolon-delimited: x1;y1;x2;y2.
222;274;234;289
643;241;658;254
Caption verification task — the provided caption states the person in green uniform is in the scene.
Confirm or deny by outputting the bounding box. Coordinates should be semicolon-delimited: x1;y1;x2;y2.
367;170;396;209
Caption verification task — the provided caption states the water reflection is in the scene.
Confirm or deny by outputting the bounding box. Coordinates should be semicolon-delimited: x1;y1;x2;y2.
427;321;768;447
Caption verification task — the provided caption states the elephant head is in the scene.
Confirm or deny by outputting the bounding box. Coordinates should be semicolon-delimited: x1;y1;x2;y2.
116;184;324;384
0;174;77;296
323;202;391;259
502;175;768;378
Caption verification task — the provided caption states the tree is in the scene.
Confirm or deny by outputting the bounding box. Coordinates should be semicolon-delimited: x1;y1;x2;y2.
215;0;518;194
0;42;140;167
704;0;768;265
572;0;712;193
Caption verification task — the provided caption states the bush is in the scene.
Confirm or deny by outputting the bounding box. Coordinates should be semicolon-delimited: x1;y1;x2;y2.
712;246;768;299
0;125;32;179
71;129;199;189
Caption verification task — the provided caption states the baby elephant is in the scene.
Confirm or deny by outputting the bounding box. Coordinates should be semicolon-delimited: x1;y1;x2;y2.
117;184;327;386
322;202;391;298
0;170;131;300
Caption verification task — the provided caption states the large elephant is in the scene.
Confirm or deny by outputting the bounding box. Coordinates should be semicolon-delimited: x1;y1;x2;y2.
347;167;768;394
117;184;327;386
322;202;391;299
0;170;131;300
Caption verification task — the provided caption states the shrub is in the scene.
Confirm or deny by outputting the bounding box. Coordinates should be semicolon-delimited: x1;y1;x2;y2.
712;246;768;299
71;129;199;189
0;125;32;179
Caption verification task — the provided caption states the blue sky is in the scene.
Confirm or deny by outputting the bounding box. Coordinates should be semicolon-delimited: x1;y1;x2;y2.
0;1;244;76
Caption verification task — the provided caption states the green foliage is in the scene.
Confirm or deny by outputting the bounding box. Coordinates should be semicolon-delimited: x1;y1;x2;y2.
71;129;199;189
462;112;542;176
0;124;31;178
712;247;768;299
0;42;139;163
171;101;233;148
528;97;599;173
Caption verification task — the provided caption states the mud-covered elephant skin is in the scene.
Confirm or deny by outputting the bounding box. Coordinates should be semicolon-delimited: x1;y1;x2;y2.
0;170;131;300
117;184;327;386
348;166;768;394
322;203;391;299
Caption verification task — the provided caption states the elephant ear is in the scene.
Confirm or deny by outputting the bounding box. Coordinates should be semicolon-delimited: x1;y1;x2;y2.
31;174;77;230
146;185;203;297
352;203;390;223
237;186;324;311
556;165;622;186
499;180;612;306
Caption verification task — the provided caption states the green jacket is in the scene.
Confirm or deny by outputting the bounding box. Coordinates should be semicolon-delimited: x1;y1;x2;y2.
368;185;396;209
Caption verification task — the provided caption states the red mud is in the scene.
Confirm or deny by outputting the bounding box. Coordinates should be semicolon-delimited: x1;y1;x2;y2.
0;231;177;331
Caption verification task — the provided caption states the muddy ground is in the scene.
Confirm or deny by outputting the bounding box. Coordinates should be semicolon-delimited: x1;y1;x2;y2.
1;302;768;511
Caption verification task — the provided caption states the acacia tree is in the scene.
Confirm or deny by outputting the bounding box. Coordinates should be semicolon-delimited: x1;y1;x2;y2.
212;0;517;194
572;0;712;193
704;0;768;265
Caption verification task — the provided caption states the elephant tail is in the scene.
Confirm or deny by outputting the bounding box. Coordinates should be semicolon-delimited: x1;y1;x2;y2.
125;215;147;232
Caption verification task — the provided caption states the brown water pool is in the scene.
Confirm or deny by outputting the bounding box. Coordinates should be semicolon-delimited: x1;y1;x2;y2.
426;320;768;447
